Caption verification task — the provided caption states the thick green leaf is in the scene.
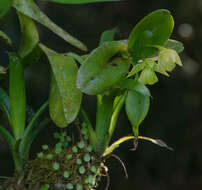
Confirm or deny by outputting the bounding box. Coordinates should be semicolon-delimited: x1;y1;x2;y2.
13;0;87;51
0;0;12;19
0;88;10;123
103;135;172;157
99;27;119;45
9;53;26;139
165;39;184;53
118;79;151;96
40;44;82;127
17;12;39;58
42;0;120;4
128;9;174;64
77;41;130;95
125;90;150;137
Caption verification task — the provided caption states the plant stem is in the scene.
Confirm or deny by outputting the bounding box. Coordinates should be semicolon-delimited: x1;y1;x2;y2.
95;94;114;154
19;101;48;159
0;125;22;172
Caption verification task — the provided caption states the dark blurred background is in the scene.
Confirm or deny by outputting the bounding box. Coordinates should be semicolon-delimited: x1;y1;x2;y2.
1;0;202;189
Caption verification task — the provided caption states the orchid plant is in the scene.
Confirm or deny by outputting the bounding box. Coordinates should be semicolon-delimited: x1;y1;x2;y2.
0;0;184;189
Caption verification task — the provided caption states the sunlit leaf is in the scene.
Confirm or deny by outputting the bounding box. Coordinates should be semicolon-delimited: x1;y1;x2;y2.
128;9;174;64
40;44;82;127
41;0;120;4
77;41;130;95
0;0;12;19
125;90;150;137
13;0;87;51
9;53;26;139
99;26;119;45
17;12;39;58
165;39;184;53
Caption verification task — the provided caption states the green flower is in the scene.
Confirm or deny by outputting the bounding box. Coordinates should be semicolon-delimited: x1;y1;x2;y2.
139;67;158;85
155;48;182;76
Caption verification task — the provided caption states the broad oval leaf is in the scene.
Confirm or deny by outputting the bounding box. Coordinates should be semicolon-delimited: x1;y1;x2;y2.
18;12;39;59
43;0;120;4
40;44;82;127
0;0;12;19
125;90;150;137
128;9;174;64
9;53;26;139
77;41;130;95
13;0;87;51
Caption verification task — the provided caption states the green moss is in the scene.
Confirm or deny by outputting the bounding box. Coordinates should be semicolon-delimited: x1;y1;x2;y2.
79;166;86;174
76;158;82;165
66;183;73;189
52;162;60;170
42;145;49;150
63;171;70;178
83;153;91;162
77;141;85;149
72;146;78;153
24;130;103;190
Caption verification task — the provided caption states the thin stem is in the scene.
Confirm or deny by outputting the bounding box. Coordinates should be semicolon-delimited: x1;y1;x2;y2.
108;93;126;143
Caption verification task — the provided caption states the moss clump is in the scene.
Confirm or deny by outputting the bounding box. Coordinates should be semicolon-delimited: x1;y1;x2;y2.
24;123;104;190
